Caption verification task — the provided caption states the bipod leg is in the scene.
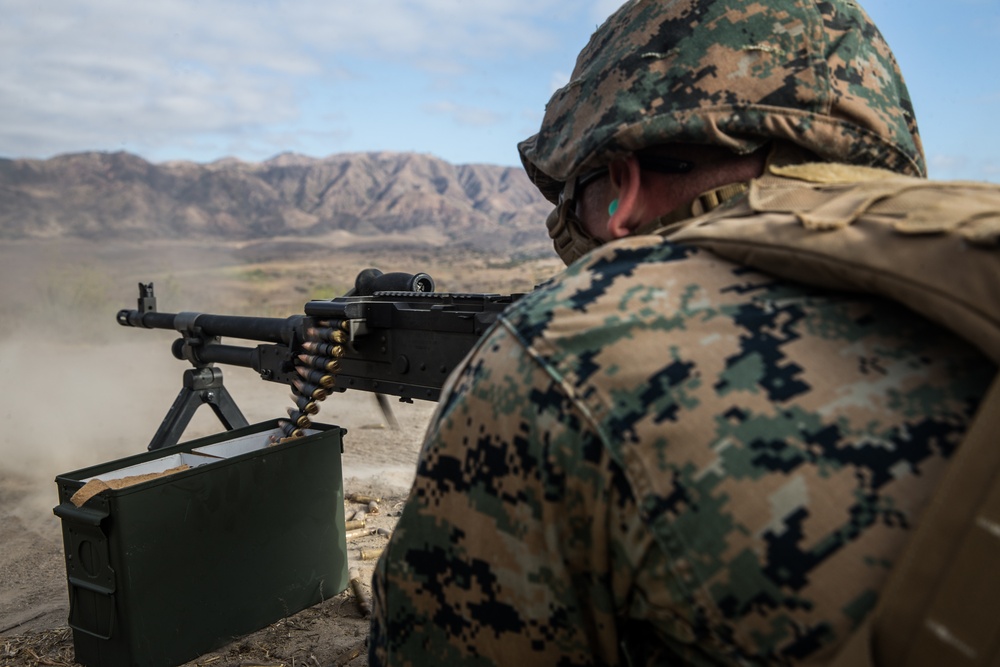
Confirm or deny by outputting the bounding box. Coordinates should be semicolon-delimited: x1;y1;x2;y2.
374;393;400;430
148;367;250;451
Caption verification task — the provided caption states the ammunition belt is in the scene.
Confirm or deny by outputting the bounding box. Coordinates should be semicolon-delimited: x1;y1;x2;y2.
273;320;348;443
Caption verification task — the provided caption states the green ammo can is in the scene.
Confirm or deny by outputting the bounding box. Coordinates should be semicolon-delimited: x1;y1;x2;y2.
53;420;350;667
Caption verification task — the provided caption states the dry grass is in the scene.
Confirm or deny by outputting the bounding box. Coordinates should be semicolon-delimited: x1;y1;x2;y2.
2;628;75;667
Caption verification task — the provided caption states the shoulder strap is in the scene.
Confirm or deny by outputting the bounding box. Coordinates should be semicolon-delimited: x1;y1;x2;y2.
668;171;1000;364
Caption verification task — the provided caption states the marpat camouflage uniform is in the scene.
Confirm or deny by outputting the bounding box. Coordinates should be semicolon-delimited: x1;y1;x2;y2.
519;0;925;205
370;207;994;664
520;0;927;266
370;0;999;663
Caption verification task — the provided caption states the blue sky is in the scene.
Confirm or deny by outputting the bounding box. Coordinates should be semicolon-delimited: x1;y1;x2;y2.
1;0;997;181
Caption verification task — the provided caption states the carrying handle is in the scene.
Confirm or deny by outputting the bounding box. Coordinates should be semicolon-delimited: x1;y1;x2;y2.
67;581;116;640
55;499;117;641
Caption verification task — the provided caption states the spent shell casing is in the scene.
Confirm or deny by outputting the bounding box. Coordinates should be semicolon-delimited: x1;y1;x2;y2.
367;500;380;514
359;547;383;561
286;408;312;429
344;519;367;531
306;327;348;344
348;568;371;617
292;379;327;401
349;494;382;504
345;527;375;542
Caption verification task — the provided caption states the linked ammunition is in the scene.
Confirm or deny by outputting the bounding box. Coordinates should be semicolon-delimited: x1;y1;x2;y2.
301;341;344;358
292;379;327;401
316;319;350;332
295;365;335;389
290;394;320;415
297;353;341;373
277;420;304;439
285;408;312;429
306;327;348;344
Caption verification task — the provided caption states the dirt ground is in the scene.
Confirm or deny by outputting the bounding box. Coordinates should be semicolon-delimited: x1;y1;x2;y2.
0;238;561;667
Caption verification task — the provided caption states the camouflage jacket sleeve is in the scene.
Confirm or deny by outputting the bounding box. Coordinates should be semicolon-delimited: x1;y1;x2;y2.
370;238;994;666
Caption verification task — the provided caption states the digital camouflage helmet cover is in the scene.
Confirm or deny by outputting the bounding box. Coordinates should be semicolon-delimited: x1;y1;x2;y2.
518;0;926;206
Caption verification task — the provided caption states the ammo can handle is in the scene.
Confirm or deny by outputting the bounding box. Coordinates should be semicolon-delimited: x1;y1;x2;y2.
53;501;110;525
68;583;116;640
54;501;117;640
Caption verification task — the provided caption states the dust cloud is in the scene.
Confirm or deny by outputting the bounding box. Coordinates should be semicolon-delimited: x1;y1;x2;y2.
0;238;442;540
0;237;549;641
0;240;242;537
0;318;431;539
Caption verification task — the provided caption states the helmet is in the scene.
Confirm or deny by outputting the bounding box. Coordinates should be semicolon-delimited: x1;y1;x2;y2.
518;0;926;206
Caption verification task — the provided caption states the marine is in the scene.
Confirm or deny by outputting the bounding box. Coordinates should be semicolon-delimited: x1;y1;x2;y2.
369;0;1000;664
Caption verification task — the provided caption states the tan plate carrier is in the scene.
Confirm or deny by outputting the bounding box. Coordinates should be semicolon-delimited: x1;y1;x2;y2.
668;163;1000;667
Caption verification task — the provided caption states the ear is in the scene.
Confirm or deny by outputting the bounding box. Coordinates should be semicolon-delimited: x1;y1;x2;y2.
606;155;644;239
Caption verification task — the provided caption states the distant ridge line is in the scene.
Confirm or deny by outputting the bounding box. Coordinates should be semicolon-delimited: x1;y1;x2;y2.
0;150;552;255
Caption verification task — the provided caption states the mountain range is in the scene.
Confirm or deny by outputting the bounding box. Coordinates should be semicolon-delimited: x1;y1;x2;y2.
0;150;555;255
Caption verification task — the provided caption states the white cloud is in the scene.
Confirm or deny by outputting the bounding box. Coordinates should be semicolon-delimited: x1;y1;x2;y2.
4;0;992;180
245;0;564;62
0;0;573;161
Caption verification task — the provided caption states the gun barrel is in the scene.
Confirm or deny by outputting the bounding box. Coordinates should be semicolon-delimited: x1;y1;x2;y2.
118;309;302;345
117;309;177;330
188;343;258;368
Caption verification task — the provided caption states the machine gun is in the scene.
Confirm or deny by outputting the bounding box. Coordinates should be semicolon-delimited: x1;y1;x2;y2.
117;269;522;450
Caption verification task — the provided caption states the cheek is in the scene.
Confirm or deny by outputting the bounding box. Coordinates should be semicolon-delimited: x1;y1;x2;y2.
581;210;610;241
578;189;611;242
